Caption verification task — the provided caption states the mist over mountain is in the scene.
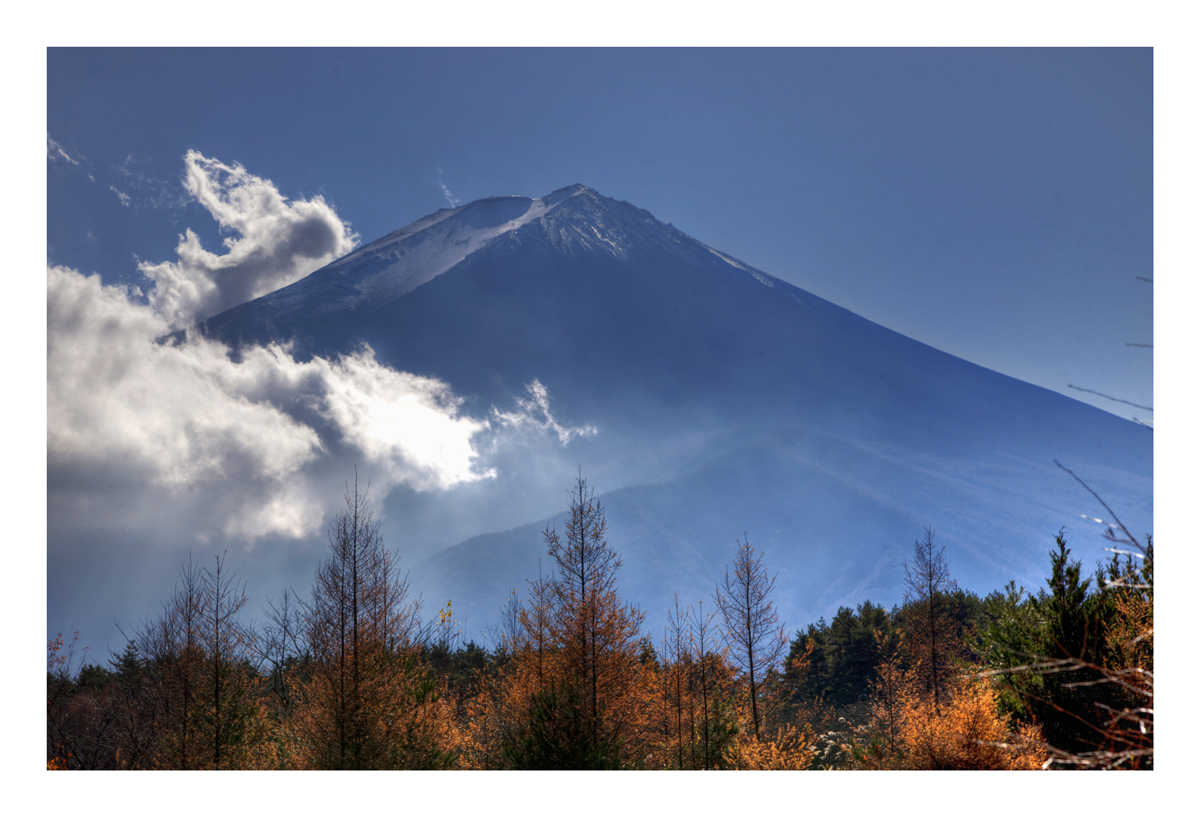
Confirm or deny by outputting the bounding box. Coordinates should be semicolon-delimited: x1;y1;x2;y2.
195;184;1152;636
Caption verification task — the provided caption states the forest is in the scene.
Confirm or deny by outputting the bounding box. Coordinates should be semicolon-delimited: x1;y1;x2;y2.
46;472;1153;771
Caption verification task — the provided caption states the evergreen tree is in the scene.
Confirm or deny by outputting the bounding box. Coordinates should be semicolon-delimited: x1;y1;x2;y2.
983;529;1152;765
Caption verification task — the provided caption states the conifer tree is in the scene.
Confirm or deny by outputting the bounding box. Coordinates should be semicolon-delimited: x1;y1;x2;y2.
501;472;647;769
197;552;261;769
542;472;646;767
293;474;447;769
901;526;961;713
713;536;787;739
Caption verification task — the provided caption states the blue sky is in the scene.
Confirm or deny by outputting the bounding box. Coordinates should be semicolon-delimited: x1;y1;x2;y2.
47;47;1153;420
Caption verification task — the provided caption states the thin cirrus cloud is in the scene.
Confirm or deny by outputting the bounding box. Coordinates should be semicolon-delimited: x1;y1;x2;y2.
137;150;360;330
437;179;462;208
47;135;79;165
48;152;588;544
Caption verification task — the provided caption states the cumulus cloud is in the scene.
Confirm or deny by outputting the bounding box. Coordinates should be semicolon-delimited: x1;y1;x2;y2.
492;379;598;445
49;264;322;536
109;186;131;206
137;151;359;329
316;348;495;490
48;264;497;540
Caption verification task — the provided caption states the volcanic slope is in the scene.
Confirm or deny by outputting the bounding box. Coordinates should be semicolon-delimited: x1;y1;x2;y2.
197;184;1152;634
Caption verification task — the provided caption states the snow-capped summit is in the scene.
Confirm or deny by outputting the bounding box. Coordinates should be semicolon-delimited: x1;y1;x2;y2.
206;184;789;329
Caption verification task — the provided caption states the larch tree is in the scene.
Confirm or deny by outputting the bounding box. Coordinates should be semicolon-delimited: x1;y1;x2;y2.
196;552;260;769
136;556;207;769
713;536;788;740
902;526;961;714
689;599;733;769
513;471;647;768
295;474;444;769
661;595;694;769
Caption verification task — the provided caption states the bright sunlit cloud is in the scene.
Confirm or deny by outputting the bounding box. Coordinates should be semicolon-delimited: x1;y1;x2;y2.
47;261;511;539
492;378;598;445
316;347;496;490
137;150;360;330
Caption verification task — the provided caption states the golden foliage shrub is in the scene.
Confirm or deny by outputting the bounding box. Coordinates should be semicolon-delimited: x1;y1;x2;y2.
857;663;1044;770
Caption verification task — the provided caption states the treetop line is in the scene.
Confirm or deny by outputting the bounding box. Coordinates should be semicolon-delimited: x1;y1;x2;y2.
47;471;1152;770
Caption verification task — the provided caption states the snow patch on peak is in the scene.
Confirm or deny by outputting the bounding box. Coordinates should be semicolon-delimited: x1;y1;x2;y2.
706;247;778;288
253;183;777;321
541;183;595;205
269;194;563;316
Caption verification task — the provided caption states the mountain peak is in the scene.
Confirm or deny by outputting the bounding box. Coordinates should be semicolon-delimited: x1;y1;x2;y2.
203;183;791;333
542;183;596;203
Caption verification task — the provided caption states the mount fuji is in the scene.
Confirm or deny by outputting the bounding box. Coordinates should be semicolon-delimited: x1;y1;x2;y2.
195;184;1153;635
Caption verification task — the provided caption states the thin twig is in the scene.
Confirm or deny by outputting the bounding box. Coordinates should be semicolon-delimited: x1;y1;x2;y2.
1066;385;1152;412
1054;460;1142;548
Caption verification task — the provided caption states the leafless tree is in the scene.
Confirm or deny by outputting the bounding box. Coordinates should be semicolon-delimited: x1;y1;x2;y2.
689;599;726;769
662;594;694;768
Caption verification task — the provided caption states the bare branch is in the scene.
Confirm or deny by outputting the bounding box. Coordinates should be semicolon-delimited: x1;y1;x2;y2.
1066;384;1152;412
1054;460;1142;549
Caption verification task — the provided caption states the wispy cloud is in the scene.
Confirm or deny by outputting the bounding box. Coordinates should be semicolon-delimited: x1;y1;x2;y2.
112;153;189;209
109;186;131;206
47;135;79;165
437;179;462;208
138;151;360;330
492;379;598;445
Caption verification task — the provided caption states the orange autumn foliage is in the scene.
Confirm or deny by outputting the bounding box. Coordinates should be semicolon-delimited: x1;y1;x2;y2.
855;661;1044;770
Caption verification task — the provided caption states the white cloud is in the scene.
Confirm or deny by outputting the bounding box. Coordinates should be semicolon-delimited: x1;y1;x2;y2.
109;186;131;206
48;264;496;541
492;378;598;445
315;346;496;490
47;136;79;164
137;150;359;329
437;179;462;208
